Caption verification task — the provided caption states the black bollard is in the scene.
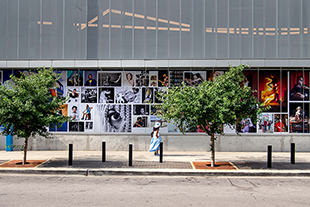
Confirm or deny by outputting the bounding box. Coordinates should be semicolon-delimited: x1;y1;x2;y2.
68;144;73;166
129;144;133;166
160;142;163;163
102;141;106;162
267;145;272;168
291;143;295;164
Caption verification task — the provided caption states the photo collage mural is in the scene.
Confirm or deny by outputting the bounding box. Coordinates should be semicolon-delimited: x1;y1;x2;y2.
0;69;309;134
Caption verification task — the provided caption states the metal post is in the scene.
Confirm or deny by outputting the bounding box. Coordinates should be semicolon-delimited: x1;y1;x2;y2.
160;142;163;163
267;145;272;168
68;144;73;166
102;141;106;162
129;144;133;166
291;143;295;164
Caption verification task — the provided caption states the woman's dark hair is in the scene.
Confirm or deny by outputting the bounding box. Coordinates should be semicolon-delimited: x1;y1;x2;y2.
153;126;159;132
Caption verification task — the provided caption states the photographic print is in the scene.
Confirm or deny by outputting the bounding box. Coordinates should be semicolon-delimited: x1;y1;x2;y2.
133;116;148;128
99;88;114;103
67;70;83;86
142;88;153;103
81;87;97;103
85;122;93;130
259;71;287;112
84;71;97;86
100;104;132;133
158;70;169;87
258;113;273;133
123;71;136;87
169;71;183;87
68;104;80;122
98;72;122;87
207;71;225;81
154;88;166;103
69;122;84;132
184;71;206;86
289;103;309;133
80;104;94;121
236;117;256;133
274;114;288;133
67;88;80;103
133;105;149;115
149;71;158;87
136;71;149;86
289;71;309;101
115;87;141;103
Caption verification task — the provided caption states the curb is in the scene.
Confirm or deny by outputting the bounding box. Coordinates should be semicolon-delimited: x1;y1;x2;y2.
1;168;310;177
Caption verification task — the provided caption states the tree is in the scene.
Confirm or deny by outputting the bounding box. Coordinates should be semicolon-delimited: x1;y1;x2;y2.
155;65;266;167
0;68;68;164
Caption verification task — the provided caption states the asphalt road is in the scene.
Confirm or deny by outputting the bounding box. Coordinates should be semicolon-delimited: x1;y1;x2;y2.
1;175;310;207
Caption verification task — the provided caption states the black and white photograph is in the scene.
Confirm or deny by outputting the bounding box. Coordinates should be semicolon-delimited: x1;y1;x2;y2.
115;87;141;103
84;71;97;86
67;70;83;86
142;88;153;103
136;71;149;86
69;122;84;132
81;87;97;103
99;88;114;103
169;70;184;87
133;116;148;128
133;105;149;115
100;104;132;133
123;71;136;87
98;72;122;87
85;122;93;130
67;88;80;103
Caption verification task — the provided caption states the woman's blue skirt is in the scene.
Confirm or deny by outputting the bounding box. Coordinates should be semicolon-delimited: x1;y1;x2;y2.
149;136;161;152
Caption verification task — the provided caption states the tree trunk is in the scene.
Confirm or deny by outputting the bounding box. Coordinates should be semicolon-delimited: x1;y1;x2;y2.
210;133;215;167
23;137;29;165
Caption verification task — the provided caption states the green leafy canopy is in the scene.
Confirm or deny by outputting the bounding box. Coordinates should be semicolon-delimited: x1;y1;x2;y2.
155;65;267;136
0;67;69;139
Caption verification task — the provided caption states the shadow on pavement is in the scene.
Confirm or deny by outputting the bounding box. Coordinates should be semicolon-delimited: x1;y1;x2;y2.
233;162;310;170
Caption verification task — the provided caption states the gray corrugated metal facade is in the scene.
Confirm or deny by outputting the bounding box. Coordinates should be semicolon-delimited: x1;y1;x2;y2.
1;0;310;60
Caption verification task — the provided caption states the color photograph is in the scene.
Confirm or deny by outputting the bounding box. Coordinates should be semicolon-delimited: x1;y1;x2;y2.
258;113;274;133
158;70;169;87
98;72;122;87
289;103;309;133
184;71;206;86
236;117;256;133
142;88;153;103
84;71;97;86
67;70;83;86
274;114;288;133
169;71;183;87
289;71;309;101
100;104;132;133
259;71;287;112
133;116;148;128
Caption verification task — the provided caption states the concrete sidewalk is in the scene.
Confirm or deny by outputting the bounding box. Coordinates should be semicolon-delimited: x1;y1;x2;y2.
1;151;310;176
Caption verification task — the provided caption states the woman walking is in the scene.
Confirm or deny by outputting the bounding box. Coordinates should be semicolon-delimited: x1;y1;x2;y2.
149;122;161;156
